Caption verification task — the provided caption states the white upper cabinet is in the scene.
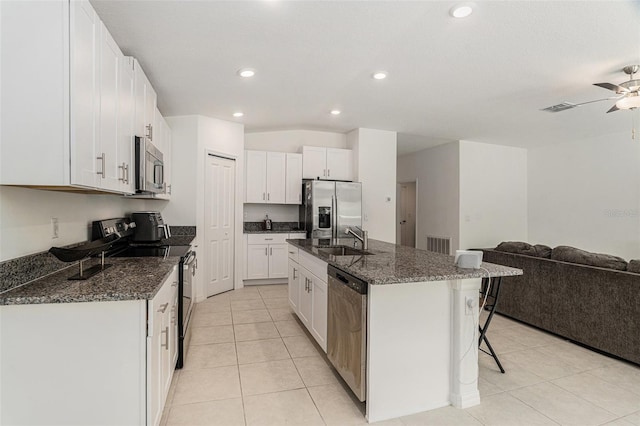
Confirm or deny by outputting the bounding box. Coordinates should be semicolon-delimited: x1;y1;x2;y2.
134;59;157;143
70;0;100;189
302;146;327;180
0;0;137;194
266;152;286;204
245;151;268;203
302;146;353;181
285;153;303;204
118;57;136;194
244;150;288;204
326;148;353;181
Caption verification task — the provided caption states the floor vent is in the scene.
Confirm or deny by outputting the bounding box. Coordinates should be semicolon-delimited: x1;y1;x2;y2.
426;236;451;255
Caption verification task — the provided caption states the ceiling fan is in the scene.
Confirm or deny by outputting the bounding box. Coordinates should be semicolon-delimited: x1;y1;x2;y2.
542;65;640;113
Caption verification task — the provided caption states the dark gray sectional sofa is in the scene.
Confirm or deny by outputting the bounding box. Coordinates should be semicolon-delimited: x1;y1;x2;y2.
481;248;640;365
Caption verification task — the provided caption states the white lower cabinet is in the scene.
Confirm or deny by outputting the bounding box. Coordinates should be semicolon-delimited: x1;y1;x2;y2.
288;244;328;352
244;234;297;280
0;266;179;426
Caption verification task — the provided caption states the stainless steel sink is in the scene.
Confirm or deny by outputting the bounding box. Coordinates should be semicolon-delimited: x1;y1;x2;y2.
315;246;373;256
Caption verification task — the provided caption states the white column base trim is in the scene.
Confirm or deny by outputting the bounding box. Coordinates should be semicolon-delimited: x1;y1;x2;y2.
450;390;481;409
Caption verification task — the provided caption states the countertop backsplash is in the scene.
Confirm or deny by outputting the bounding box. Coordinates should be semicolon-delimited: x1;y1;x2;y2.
243;221;303;233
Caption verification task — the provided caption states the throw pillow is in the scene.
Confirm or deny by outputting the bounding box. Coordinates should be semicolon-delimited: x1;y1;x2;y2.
533;244;552;258
551;246;627;271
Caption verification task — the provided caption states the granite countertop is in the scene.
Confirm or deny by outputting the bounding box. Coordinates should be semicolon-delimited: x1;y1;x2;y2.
287;238;523;285
0;256;180;306
244;222;305;234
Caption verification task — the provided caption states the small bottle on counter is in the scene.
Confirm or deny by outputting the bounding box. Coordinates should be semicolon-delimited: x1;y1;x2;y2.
264;214;272;231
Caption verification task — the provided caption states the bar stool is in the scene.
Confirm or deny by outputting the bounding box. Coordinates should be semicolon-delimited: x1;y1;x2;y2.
478;277;505;373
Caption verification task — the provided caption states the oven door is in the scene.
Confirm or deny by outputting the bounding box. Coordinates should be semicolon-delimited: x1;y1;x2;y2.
177;250;196;368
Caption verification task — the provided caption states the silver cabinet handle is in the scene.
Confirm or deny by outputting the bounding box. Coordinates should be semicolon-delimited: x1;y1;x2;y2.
157;302;169;313
146;124;153;141
118;162;126;182
267;193;270;201
97;153;105;177
323;169;326;177
161;326;169;349
263;193;266;200
265;247;268;256
293;268;297;279
265;238;273;241
125;163;129;184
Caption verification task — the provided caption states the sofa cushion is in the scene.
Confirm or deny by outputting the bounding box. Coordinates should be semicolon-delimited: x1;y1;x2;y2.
495;241;537;256
495;241;552;258
628;260;640;273
551;246;627;271
533;244;552;258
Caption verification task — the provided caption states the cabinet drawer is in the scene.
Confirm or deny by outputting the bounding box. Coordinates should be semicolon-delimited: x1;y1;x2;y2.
288;232;307;240
288;245;299;262
298;250;328;281
247;234;288;245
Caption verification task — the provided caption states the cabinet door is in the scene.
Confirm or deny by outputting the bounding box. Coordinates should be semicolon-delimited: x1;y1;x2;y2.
297;268;312;329
302;146;327;180
147;293;165;426
288;262;301;312
246;244;269;279
133;60;146;138
98;22;122;192
118;57;135;194
154;113;171;200
165;276;179;393
285;153;303;204
310;275;328;352
266;152;286;203
164;119;172;197
245;150;267;203
145;78;157;142
70;0;100;189
326;148;353;181
268;244;288;278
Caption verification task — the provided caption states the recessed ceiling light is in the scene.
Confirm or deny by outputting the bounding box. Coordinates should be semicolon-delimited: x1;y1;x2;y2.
450;3;473;18
233;112;244;117
237;68;255;78
372;71;387;80
330;110;341;115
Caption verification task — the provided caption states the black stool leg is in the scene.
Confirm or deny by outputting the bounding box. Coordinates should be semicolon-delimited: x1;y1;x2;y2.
478;277;505;373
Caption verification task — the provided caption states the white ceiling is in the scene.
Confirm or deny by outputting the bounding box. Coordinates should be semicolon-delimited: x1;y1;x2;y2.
92;0;640;155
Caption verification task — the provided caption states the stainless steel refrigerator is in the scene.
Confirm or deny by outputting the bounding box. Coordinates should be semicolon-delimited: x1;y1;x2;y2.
300;180;362;239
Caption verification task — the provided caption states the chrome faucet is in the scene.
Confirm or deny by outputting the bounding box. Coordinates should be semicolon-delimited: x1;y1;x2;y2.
345;227;368;250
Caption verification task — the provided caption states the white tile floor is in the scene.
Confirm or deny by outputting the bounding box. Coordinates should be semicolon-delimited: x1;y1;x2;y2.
161;284;640;426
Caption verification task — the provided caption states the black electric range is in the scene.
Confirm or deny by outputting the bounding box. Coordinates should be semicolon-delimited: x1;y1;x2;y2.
91;217;196;369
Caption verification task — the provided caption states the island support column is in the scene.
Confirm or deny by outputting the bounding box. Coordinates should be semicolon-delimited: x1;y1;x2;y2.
449;278;482;408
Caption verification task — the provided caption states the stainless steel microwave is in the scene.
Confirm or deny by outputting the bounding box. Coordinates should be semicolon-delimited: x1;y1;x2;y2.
135;136;165;194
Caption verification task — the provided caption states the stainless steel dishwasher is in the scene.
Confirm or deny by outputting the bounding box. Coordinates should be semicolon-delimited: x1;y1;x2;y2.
327;265;368;402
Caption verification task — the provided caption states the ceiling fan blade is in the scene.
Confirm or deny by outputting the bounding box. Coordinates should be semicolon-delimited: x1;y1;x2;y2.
594;82;630;93
606;104;620;113
541;96;623;112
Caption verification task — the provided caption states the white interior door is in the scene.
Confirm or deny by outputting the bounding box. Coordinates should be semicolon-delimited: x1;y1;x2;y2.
205;155;236;297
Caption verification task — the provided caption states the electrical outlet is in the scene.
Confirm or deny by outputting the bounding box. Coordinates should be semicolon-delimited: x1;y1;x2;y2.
465;296;476;315
51;217;59;239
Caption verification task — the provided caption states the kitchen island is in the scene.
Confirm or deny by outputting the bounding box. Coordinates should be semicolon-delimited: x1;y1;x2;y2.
287;238;522;423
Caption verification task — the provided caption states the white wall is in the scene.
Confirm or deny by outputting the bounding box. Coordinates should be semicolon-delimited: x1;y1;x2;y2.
528;131;640;259
348;128;397;243
459;141;528;250
397;142;460;251
165;115;245;300
162;116;199;225
243;204;298;222
245;129;347;153
0;186;153;261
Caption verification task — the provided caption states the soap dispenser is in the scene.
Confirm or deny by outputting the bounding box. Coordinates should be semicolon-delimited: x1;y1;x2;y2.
264;214;272;231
